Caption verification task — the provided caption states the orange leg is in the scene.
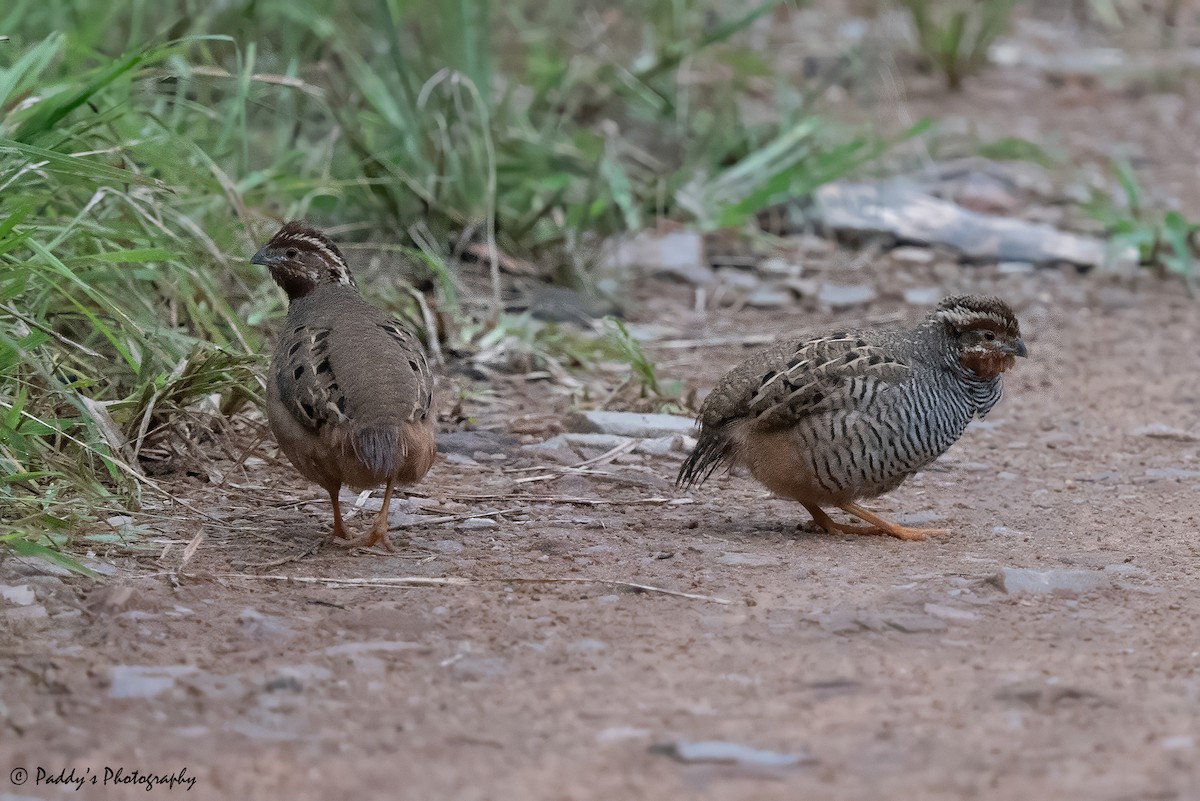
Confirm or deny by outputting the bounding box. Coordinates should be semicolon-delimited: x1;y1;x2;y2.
836;501;948;542
328;486;352;542
802;503;879;536
362;477;397;552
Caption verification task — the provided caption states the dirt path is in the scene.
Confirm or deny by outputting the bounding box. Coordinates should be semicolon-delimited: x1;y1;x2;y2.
7;17;1200;796
3;263;1199;800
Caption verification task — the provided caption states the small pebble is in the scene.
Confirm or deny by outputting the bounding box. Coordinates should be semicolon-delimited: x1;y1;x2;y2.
818;282;876;309
903;287;942;305
457;518;499;530
718;553;780;568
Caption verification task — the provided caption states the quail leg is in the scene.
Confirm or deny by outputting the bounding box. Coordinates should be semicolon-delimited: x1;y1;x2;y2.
802;503;880;536
328;486;352;542
837;501;949;542
362;478;397;552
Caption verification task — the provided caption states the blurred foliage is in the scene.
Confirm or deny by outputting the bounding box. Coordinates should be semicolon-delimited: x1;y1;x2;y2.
2;0;894;555
1083;158;1197;294
899;0;1016;90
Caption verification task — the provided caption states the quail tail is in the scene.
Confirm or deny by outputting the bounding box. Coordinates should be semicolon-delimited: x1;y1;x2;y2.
676;423;737;489
353;427;400;478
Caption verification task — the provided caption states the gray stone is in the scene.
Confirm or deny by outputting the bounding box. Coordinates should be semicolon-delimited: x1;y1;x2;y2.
818;282;876;309
450;656;508;681
275;664;333;683
432;540;464;553
1133;423;1199;442
816;612;864;634
996;261;1035;274
237;607;296;642
0;584;36;606
1104;563;1148;577
1145;467;1200;480
1160;735;1195;751
3;604;48;621
745;286;794;308
890;246;935;263
81;559;119;577
759;257;801;277
532;433;629;453
783;277;820;298
7;556;73;578
566;639;608;654
903;287;942;305
456;517;498;530
815;179;1122;267
923;603;979;621
438;430;521;456
654;740;813;767
994;567;1111;596
608;230;712;285
716;268;760;290
884;614;947;633
564;411;695;439
109;665;198;699
324;640;425;656
718;552;780;567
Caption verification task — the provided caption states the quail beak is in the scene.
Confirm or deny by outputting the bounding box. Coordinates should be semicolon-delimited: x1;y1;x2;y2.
250;247;270;267
1009;338;1029;358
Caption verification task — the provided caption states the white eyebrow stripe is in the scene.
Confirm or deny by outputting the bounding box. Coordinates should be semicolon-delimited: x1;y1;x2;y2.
939;308;1014;329
289;234;345;268
274;230;355;287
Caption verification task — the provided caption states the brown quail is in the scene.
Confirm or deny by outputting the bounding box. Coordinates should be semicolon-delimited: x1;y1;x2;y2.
677;295;1027;540
252;222;436;551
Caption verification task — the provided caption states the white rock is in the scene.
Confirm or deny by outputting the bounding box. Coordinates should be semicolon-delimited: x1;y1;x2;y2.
0;584;36;605
903;287;942;305
997;261;1035;274
890;246;935;263
457;517;498;530
109;665;197;699
745;286;794;308
718;552;780;568
923;602;979;621
1132;423;1198;442
564;411;696;439
995;567;1111;596
607;230;712;284
818;282;876;309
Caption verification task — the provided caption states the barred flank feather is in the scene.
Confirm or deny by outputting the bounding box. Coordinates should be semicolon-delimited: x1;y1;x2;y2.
676;422;737;489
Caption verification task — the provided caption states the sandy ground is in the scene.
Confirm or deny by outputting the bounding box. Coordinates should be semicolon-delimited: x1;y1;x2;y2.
3;263;1199;801
5;15;1200;801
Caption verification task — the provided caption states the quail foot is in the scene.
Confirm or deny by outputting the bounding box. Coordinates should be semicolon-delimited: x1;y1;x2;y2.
677;295;1027;541
252;222;436;551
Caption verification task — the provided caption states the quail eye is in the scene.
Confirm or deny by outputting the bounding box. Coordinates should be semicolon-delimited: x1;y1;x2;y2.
983;331;996;341
286;248;298;259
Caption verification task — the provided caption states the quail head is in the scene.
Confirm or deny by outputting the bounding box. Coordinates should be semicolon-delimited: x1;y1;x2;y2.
677;295;1027;540
252;222;436;551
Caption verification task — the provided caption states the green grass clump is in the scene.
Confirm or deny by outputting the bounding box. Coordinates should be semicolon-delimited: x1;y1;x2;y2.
900;0;1016;91
1;0;895;563
1083;158;1197;295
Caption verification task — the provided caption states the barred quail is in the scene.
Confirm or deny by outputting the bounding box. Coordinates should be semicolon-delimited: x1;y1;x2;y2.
251;222;436;550
677;295;1027;540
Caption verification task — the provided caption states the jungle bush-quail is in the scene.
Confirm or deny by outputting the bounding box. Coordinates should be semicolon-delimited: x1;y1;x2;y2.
252;222;436;550
677;295;1027;540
